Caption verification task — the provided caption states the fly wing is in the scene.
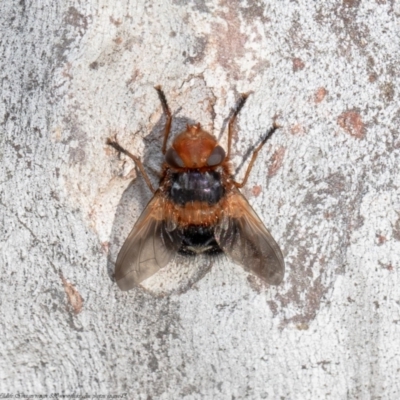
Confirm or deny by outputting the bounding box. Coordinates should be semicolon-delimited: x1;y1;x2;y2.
114;194;180;291
214;188;285;285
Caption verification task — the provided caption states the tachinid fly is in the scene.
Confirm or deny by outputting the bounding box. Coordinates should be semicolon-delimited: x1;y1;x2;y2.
107;86;285;291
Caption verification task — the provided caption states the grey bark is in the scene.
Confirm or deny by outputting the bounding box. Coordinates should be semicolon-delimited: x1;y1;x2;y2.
1;0;400;398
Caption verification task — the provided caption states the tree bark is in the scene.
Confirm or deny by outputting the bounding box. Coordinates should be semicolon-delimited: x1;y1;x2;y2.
1;0;400;398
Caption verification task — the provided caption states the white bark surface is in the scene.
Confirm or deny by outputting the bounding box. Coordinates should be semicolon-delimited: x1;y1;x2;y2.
1;0;400;398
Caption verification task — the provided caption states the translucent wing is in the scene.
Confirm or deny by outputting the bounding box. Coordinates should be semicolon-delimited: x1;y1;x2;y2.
214;188;285;285
114;194;180;291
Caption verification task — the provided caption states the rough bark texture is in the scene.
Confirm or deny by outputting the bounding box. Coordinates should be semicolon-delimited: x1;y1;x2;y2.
1;0;400;398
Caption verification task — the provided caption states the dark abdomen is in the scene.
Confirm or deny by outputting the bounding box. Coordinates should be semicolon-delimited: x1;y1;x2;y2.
177;225;222;256
168;170;224;205
167;170;224;255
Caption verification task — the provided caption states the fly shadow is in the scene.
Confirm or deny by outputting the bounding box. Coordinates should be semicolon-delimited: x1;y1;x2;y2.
106;112;214;297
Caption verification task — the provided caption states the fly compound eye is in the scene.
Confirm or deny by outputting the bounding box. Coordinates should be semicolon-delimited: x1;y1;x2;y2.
207;145;226;166
165;148;185;168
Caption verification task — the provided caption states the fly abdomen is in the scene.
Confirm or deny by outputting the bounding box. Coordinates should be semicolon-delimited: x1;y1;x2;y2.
168;171;224;205
177;225;223;256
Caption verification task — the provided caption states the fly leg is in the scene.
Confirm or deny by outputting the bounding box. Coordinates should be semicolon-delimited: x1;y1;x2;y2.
234;122;279;189
227;93;250;160
107;138;155;193
154;85;172;155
